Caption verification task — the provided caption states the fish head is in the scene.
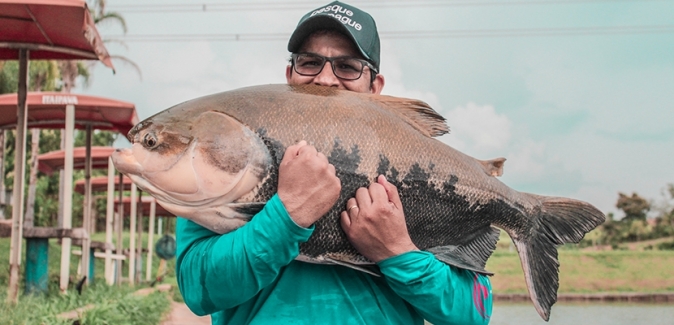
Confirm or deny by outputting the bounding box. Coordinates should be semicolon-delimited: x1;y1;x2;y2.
113;118;196;196
112;107;272;233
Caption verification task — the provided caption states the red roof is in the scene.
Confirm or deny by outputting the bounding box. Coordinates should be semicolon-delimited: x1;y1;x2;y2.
0;92;138;135
114;196;175;218
36;146;116;175
74;175;133;194
0;0;114;69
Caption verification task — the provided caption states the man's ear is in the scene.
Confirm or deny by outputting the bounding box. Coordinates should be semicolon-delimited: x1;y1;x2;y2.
371;74;385;95
285;65;293;83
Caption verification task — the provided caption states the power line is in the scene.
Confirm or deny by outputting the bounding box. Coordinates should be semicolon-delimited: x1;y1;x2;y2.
110;33;288;42
384;25;674;38
109;0;669;13
106;25;674;42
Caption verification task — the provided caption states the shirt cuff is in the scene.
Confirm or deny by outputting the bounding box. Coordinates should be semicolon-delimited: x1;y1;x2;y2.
262;194;314;243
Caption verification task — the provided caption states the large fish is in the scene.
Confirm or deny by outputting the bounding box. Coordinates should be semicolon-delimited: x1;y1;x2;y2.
111;84;604;321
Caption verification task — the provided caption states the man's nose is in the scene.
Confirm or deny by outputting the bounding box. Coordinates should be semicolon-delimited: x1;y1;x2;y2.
313;62;340;88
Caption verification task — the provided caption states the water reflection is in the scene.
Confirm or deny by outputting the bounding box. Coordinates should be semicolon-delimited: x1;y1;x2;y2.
490;302;674;325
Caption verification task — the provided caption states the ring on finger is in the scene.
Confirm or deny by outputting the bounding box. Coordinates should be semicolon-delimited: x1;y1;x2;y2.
348;205;358;213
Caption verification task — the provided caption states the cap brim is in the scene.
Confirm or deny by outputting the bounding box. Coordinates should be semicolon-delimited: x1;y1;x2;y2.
287;15;371;62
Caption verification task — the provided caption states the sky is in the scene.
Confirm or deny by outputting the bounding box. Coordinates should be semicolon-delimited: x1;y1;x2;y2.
81;0;674;218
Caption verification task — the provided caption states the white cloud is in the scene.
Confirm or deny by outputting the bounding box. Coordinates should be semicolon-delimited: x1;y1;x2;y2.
225;49;289;88
378;41;442;109
575;184;622;216
145;42;221;83
503;139;547;181
439;102;512;157
113;41;290;117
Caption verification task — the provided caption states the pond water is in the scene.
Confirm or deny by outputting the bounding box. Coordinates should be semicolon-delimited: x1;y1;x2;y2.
489;303;674;325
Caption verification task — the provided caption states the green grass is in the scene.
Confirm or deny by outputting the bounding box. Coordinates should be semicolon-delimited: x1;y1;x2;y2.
0;233;176;324
0;282;171;325
486;250;674;294
489;230;674;294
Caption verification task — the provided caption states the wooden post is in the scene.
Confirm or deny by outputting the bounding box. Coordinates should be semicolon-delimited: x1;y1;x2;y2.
80;125;92;284
128;184;137;286
104;158;115;285
58;170;64;227
7;49;29;303
136;191;143;283
114;174;124;285
25;238;49;295
59;103;75;293
146;200;156;281
0;130;5;220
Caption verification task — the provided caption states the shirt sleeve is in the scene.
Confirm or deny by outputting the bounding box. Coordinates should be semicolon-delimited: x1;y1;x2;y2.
378;250;493;325
175;194;313;316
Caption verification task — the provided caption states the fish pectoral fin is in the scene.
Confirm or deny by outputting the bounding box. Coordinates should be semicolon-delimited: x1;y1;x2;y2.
478;157;506;177
370;94;449;138
426;226;500;276
324;256;381;277
426;246;494;276
227;202;266;219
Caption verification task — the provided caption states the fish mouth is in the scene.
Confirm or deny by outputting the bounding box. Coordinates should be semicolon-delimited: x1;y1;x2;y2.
109;149;203;209
110;148;143;176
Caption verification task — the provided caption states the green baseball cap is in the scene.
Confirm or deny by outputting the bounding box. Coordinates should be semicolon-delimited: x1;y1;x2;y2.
288;1;381;71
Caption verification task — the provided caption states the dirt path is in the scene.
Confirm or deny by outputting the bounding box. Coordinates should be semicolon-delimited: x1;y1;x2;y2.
162;301;211;325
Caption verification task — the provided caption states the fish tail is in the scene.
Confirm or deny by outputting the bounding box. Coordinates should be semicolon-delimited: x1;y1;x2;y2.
514;195;605;321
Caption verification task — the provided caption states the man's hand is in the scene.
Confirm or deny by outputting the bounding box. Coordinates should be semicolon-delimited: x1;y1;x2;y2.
278;141;341;228
340;175;418;262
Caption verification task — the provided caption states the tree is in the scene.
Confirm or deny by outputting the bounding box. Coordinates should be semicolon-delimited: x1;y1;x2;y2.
666;184;674;230
58;60;90;93
91;0;127;32
0;60;61;226
86;0;142;81
600;212;621;248
33;130;62;227
25;61;59;227
580;227;603;248
626;219;650;242
616;192;650;222
652;183;674;238
0;60;59;93
58;0;133;92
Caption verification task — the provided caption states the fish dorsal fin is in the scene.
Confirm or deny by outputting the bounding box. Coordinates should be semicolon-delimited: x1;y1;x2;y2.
479;157;506;177
370;94;450;138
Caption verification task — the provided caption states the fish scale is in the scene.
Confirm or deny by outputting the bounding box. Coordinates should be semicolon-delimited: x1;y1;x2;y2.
111;84;605;321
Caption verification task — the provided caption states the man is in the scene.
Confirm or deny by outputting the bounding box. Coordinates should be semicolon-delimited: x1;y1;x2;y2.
176;2;493;324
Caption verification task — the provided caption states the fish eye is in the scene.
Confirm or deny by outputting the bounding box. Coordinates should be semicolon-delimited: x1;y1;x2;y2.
142;133;158;149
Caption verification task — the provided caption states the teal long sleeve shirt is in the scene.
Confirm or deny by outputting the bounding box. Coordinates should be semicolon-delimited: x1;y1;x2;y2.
176;194;493;325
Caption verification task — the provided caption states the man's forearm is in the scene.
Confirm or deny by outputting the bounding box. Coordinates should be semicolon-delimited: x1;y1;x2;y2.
176;195;313;315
